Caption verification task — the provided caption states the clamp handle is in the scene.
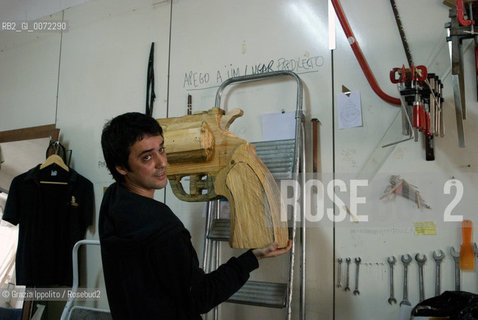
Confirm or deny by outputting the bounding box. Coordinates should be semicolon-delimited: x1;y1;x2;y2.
425;112;432;136
412;100;428;132
412;64;428;82
390;65;406;83
419;104;427;132
456;0;475;26
413;101;421;129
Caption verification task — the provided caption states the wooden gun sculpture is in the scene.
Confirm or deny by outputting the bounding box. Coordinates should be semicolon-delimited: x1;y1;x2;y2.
157;108;289;249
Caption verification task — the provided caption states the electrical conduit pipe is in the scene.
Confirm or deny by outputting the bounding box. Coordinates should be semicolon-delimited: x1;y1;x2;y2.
331;0;401;106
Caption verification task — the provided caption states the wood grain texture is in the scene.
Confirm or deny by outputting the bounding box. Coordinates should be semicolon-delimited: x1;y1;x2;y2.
0;124;59;143
157;108;289;248
215;143;289;248
163;121;214;163
158;108;245;179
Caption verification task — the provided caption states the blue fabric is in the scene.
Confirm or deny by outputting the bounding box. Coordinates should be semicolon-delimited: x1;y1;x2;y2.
0;307;22;320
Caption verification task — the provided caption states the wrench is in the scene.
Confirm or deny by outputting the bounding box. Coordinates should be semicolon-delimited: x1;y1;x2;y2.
450;247;460;291
353;257;361;295
400;254;412;306
415;253;427;302
433;250;445;296
337;258;343;288
387;256;397;304
344;257;351;291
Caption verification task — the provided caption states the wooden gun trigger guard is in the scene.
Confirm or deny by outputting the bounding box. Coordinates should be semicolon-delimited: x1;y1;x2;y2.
168;175;217;202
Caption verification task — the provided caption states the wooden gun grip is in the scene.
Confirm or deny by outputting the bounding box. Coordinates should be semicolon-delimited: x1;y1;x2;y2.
214;143;289;249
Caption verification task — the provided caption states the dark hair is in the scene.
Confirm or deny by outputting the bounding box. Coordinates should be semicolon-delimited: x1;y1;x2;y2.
101;112;163;183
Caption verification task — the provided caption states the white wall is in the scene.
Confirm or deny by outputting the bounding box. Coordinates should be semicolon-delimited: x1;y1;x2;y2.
0;0;477;319
0;13;61;131
0;138;51;191
333;1;478;319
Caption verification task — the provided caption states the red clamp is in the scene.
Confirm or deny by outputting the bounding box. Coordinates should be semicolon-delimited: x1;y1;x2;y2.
412;99;428;133
413;101;422;129
390;65;406;83
420;105;426;132
411;64;428;82
456;0;475;26
391;65;428;83
425;112;432;136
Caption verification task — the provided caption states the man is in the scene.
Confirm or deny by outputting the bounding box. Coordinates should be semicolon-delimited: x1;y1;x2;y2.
100;112;291;319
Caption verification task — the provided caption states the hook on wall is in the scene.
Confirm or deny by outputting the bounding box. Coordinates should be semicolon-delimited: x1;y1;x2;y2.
45;139;67;162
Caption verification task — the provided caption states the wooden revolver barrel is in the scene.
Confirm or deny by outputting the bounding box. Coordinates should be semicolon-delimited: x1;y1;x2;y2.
161;120;214;164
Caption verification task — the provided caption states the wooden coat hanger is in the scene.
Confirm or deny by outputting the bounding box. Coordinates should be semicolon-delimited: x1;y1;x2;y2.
39;155;69;185
40;154;69;172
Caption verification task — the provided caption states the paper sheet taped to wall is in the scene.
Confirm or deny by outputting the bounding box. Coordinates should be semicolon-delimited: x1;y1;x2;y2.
337;91;363;129
262;111;296;141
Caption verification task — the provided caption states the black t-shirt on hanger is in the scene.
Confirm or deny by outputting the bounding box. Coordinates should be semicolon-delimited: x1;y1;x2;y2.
3;164;94;286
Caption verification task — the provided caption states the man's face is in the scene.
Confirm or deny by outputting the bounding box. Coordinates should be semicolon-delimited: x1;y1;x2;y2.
115;134;168;198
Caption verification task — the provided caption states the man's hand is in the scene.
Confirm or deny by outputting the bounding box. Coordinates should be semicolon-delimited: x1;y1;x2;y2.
252;240;292;260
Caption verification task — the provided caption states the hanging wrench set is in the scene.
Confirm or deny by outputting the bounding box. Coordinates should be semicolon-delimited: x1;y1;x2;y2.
383;251;449;307
336;257;361;296
337;243;478;306
386;247;475;306
389;65;444;160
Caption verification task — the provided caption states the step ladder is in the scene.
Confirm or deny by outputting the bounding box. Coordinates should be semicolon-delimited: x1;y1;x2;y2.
61;240;112;320
202;71;307;320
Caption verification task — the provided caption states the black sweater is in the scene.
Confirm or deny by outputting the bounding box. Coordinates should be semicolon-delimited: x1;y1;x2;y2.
99;183;259;319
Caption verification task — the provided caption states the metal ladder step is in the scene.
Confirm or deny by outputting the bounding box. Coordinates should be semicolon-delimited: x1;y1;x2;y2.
70;307;112;320
252;139;295;180
227;280;288;308
206;218;230;241
207;220;289;309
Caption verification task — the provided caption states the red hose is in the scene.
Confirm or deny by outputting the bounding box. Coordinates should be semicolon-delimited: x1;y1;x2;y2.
331;0;401;106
